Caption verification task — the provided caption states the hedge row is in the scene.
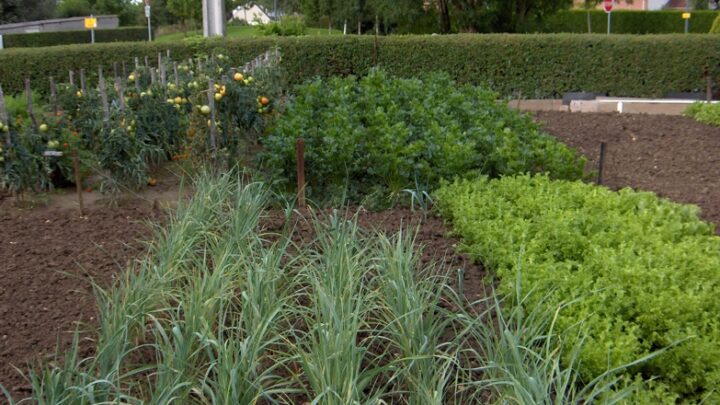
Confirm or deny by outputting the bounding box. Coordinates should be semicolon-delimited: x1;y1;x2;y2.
1;34;720;98
1;27;150;49
527;10;718;34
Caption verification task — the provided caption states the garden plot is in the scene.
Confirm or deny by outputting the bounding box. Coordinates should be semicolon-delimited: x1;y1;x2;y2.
535;111;720;230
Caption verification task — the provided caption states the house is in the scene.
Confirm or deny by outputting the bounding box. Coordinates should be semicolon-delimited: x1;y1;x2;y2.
574;0;715;10
231;4;274;25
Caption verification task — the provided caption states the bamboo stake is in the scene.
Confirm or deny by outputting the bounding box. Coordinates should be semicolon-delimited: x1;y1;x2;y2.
25;79;38;131
296;138;306;208
98;67;110;122
79;69;86;93
73;149;85;216
173;62;179;88
0;84;9;146
208;78;217;153
115;77;125;111
49;76;59;117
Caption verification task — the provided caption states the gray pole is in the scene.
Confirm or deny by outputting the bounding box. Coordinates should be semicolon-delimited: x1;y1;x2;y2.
146;5;152;41
685;0;690;34
607;11;611;35
90;14;95;44
203;0;225;37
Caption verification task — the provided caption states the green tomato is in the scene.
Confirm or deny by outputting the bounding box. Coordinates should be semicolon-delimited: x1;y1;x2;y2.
39;124;48;133
200;105;211;115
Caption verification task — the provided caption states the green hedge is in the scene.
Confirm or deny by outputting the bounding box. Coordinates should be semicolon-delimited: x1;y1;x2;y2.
527;10;719;34
2;34;720;98
436;175;720;403
1;27;150;48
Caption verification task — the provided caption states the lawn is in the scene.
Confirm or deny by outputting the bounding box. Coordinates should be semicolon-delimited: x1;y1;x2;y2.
155;24;341;42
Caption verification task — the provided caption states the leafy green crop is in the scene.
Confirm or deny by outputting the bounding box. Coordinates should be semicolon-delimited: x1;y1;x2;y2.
436;175;720;403
684;101;720;127
261;69;585;205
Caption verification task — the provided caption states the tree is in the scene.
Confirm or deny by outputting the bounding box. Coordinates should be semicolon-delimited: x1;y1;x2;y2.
450;0;573;33
166;0;202;25
0;0;56;23
56;0;93;18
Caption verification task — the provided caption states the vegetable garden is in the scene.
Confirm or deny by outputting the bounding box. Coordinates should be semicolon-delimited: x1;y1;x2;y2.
1;49;720;405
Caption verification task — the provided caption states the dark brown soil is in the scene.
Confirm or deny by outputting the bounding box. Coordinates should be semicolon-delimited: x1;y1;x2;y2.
0;204;160;401
536;112;720;230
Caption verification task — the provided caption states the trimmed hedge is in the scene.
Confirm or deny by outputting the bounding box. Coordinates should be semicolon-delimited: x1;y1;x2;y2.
527;10;719;34
1;34;720;98
1;27;150;48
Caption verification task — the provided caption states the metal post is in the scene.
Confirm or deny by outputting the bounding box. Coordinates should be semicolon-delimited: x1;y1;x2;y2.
90;14;95;44
203;0;226;37
0;34;4;50
607;11;611;35
685;0;690;34
145;4;152;41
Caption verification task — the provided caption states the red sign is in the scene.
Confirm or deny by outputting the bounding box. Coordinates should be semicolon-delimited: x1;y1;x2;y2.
603;0;613;13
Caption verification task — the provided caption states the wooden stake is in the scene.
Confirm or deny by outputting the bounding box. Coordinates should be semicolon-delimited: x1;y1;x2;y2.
597;142;606;185
208;79;217;153
144;55;149;67
296;138;306;208
113;62;118;80
166;49;171;58
173;62;179;87
150;67;156;85
160;62;166;86
0;84;9;146
122;61;127;80
98;67;110;122
69;70;75;87
73;149;85;216
25;79;38;131
134;57;139;70
115;77;125;111
49;76;59;117
134;67;140;93
79;69;86;93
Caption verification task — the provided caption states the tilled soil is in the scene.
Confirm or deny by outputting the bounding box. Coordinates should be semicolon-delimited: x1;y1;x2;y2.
0;204;160;401
0;202;486;402
536;112;720;229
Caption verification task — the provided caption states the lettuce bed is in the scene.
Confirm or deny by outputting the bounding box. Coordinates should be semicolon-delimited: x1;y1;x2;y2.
436;175;720;403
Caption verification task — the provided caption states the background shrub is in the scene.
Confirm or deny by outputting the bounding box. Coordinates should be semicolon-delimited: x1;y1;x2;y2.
1;27;150;48
259;70;585;204
2;34;720;98
684;101;720;126
436;175;720;403
258;16;308;36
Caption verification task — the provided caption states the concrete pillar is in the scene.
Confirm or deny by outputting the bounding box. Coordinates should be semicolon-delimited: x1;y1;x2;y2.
203;0;225;38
